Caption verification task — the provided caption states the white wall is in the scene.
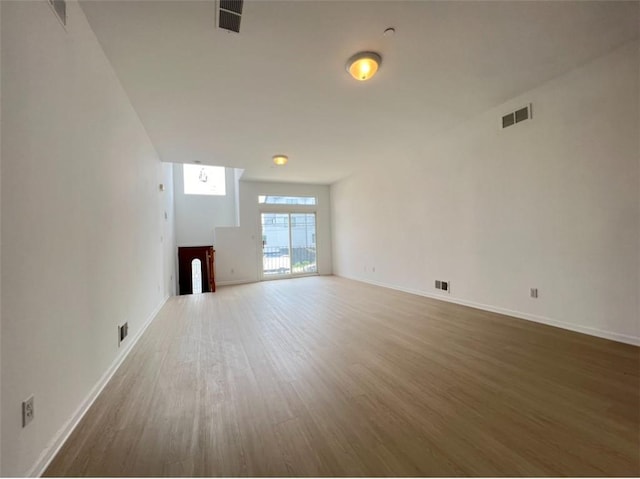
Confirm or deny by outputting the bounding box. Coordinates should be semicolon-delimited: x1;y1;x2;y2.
332;40;640;345
161;163;176;297
173;163;237;247
215;181;332;285
234;168;244;226
1;1;171;476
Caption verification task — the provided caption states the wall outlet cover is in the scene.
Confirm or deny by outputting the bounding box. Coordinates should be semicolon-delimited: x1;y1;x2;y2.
22;395;34;427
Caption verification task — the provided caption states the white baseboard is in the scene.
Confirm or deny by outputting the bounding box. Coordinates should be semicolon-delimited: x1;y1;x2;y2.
28;295;170;477
337;274;640;347
218;274;333;287
216;279;255;287
217;273;328;287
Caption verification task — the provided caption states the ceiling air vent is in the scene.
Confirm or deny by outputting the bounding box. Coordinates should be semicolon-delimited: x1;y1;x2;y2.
217;0;243;33
501;104;532;129
48;0;67;26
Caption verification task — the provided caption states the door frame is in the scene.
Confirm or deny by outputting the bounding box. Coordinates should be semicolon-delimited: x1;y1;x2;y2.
177;246;215;294
258;205;318;281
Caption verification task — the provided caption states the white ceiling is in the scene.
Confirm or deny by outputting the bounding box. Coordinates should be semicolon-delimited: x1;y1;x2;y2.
80;1;639;184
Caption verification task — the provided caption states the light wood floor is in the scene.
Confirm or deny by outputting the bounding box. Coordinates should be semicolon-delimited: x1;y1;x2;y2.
45;276;640;477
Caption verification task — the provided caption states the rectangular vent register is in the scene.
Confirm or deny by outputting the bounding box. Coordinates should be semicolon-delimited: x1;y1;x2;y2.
217;0;243;33
502;104;532;129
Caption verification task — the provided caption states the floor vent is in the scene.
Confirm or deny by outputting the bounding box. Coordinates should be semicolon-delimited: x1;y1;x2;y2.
502;104;532;129
217;0;243;33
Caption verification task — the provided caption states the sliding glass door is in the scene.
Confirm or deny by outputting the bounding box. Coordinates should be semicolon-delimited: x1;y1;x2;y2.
261;213;317;278
261;213;291;276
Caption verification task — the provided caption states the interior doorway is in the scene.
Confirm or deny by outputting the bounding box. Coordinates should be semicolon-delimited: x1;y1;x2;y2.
177;246;215;294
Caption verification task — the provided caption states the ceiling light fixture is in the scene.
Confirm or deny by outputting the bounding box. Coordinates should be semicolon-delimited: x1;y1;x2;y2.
346;51;382;81
273;154;288;166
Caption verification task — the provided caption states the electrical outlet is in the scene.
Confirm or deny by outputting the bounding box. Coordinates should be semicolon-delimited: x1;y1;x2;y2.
435;280;441;289
22;395;34;427
118;322;129;346
441;281;449;292
530;288;538;298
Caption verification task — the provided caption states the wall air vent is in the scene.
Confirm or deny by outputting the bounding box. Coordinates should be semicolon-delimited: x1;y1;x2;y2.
514;106;529;123
217;0;243;33
501;104;532;129
48;0;67;27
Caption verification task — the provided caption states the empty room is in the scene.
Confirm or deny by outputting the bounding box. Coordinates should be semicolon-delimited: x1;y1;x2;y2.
1;0;639;477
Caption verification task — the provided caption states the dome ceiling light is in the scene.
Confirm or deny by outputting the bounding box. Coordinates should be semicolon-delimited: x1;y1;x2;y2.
346;51;382;81
272;155;288;166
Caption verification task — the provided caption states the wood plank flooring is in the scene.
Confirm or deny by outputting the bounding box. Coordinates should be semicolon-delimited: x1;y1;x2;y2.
45;276;640;476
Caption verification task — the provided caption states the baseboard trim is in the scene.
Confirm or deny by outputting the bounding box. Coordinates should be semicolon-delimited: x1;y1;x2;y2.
337;274;639;347
216;279;256;287
28;295;170;477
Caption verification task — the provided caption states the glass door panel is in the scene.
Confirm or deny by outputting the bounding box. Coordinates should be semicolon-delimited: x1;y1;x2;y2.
261;213;291;277
261;212;317;278
290;213;317;274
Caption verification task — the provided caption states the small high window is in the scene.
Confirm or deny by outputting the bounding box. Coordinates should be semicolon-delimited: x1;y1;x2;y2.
184;165;226;196
258;196;316;205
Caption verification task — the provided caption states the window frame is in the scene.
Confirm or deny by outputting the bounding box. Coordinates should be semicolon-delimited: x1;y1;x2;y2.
258;195;317;206
183;164;227;196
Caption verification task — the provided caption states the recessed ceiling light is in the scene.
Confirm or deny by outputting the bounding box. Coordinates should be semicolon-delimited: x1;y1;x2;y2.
273;154;288;166
346;51;382;81
383;27;396;37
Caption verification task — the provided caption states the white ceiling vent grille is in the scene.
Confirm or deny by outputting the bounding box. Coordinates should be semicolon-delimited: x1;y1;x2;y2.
502;104;532;129
48;0;67;26
217;0;243;33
